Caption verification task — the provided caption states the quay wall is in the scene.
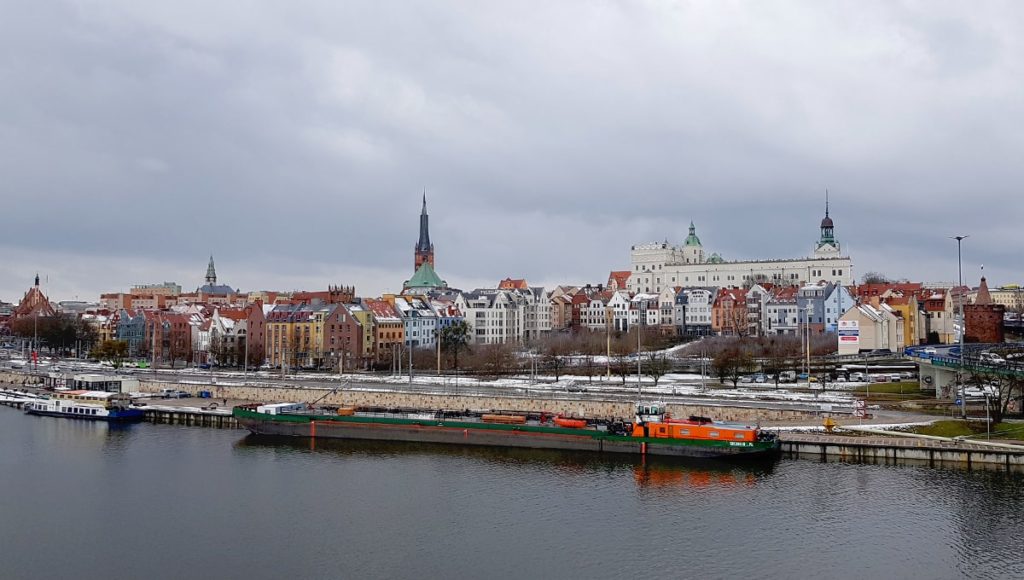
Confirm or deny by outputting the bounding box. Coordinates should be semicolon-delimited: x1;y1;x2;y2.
780;436;1024;470
0;370;816;422
138;378;814;423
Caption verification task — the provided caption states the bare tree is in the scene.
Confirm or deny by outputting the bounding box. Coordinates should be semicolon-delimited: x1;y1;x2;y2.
644;352;671;387
540;334;572;381
968;370;1024;424
861;271;892;285
712;348;754;388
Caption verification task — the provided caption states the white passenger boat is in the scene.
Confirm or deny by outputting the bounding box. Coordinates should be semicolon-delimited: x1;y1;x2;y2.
24;390;144;422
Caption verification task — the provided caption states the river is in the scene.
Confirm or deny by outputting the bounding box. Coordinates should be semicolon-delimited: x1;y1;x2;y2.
1;407;1021;579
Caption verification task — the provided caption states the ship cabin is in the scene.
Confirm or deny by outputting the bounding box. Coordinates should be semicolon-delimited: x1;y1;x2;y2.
52;390;134;410
633;402;758;443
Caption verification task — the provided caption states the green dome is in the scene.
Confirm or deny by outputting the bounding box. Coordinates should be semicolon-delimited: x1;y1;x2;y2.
684;221;702;247
707;253;724;264
403;262;445;290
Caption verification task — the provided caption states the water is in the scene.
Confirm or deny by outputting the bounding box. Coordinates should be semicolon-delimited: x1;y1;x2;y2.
1;407;1022;580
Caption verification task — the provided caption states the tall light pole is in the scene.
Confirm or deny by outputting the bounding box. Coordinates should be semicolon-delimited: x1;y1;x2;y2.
605;305;613;380
952;235;968;419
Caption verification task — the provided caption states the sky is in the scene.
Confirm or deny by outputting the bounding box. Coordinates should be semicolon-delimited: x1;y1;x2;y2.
2;1;1022;303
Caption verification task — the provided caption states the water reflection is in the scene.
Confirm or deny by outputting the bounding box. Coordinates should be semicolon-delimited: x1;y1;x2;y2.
22;412;137;447
632;462;766;490
237;433;775;489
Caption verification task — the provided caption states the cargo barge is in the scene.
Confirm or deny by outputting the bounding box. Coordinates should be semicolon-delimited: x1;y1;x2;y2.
234;402;781;460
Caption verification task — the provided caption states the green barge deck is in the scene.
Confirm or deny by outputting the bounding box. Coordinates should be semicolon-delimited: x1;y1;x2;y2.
233;407;781;460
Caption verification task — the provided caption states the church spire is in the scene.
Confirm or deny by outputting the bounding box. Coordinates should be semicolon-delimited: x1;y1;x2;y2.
34;272;39;287
414;192;435;271
205;255;217;285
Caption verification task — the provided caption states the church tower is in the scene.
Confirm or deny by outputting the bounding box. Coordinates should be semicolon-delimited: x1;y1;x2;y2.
814;191;841;257
205;255;217;285
414;193;435;271
682;221;705;264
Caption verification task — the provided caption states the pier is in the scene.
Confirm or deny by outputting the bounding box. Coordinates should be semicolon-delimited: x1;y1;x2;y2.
779;432;1024;471
141;404;240;429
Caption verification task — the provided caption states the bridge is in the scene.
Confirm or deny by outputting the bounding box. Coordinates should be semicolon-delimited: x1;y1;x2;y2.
905;344;1024;400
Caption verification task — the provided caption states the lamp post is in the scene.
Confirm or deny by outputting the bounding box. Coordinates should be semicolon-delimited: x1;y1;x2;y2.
605;305;613;380
952;235;968;419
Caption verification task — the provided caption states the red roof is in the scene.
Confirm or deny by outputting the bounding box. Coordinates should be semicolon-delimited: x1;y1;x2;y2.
608;271;631;287
217;308;249;321
770;286;800;301
497;278;529;290
364;299;400;321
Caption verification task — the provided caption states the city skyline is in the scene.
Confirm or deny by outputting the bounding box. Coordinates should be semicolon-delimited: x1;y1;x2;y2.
2;2;1022;300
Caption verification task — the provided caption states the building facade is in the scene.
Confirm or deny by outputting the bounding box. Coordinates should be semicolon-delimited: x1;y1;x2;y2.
627;207;853;295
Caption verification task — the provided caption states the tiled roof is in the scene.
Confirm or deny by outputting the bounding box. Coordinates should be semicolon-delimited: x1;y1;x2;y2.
498;278;529;290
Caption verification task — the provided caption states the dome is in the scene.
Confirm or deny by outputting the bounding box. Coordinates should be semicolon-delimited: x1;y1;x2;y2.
820;216;834;228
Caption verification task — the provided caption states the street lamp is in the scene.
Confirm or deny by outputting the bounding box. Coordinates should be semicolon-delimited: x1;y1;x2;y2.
951;234;968;419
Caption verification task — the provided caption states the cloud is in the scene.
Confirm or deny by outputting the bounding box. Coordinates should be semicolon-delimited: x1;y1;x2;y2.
1;1;1022;304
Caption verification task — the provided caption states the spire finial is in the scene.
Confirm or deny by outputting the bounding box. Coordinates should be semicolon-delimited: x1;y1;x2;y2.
34;272;39;287
825;188;830;218
422;189;427;213
205;255;217;285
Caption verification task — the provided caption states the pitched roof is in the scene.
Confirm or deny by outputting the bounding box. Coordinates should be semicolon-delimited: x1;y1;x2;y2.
498;278;529;290
404;262;446;290
364;298;402;322
608;271;631;287
975;277;992;305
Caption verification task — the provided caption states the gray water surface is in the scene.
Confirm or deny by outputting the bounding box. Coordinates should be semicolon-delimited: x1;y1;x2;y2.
1;407;1021;579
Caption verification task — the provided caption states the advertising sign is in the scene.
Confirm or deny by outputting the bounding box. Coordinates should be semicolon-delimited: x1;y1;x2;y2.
838;320;859;344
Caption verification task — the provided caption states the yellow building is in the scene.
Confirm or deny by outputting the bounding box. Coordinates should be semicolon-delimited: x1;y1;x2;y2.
880;294;922;348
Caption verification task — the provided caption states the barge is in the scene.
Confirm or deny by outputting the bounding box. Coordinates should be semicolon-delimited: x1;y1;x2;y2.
234;402;781;460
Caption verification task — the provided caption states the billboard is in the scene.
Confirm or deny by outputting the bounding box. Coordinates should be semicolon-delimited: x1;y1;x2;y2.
838;320;859;344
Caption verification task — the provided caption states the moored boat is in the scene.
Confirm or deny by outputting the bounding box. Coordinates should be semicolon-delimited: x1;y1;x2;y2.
234;401;780;460
24;390;144;422
553;416;588;429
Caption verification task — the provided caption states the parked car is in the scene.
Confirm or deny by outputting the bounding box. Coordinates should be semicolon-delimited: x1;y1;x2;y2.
979;352;1006;365
963;385;998;398
923;347;937;356
779;371;796;383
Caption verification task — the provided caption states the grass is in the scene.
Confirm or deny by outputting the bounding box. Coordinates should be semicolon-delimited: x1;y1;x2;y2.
912;420;1024;441
854;381;921;395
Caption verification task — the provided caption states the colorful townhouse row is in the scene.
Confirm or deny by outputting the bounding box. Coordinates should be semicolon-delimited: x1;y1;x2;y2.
0;197;1008;361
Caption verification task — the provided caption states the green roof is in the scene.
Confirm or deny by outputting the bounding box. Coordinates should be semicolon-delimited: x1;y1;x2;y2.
684;221;702;247
404;262;445;290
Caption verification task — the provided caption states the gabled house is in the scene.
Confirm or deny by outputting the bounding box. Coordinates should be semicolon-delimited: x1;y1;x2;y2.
837;303;905;356
711;287;747;336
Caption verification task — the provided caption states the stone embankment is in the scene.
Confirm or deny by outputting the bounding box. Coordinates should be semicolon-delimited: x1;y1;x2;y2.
140;379;815;423
0;370;812;423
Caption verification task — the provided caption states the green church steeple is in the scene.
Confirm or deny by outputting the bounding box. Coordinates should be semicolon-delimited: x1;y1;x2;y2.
684;221;702;247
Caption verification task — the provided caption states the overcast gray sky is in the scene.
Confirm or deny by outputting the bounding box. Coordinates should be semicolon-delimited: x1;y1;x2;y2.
2;1;1022;302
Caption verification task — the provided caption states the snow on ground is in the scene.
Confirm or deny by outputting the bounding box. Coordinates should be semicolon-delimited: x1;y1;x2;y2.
28;360;888;411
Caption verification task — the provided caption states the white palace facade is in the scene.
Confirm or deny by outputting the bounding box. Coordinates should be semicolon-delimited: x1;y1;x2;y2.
627;204;853;294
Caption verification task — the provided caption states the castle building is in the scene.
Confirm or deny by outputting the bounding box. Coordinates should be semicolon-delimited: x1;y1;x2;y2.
628;202;853;294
